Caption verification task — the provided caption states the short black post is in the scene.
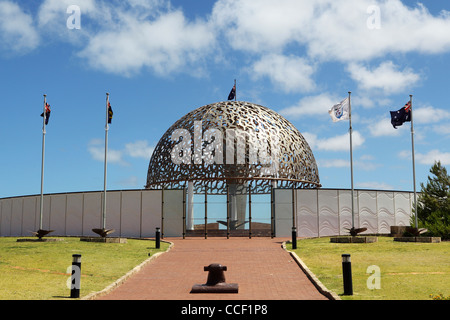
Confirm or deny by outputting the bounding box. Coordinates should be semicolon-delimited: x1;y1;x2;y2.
155;227;161;249
292;227;297;249
70;254;81;298
342;254;353;295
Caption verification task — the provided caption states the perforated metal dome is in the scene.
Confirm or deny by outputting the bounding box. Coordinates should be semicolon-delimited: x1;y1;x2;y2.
146;101;320;193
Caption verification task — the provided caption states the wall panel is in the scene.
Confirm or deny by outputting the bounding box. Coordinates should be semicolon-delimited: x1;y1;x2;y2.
358;191;378;234
377;192;395;234
141;190;162;237
10;198;23;236
120;191;141;238
1;199;12;236
162;189;184;237
318;190;339;236
82;192;102;236
297;189;318;237
66;193;83;236
22;196;38;236
274;189;293;237
49;194;67;236
394;192;412;226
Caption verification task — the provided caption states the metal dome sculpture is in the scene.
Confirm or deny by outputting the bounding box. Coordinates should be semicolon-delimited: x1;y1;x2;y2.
146;101;321;194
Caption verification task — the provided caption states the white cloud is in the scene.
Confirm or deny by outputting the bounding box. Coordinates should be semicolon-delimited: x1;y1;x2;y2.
37;0;99;43
304;1;450;62
125;140;154;158
399;149;450;165
0;1;40;54
279;93;339;118
211;0;314;53
7;0;450;80
368;116;400;137
212;0;450;62
88;139;128;165
416;150;450;165
414;106;450;125
433;123;450;135
38;0;98;26
303;131;365;152
318;159;349;168
88;139;154;165
347;61;420;94
78;6;215;76
251;54;316;93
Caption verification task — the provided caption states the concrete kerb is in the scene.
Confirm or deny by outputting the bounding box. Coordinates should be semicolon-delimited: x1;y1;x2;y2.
282;241;341;301
81;240;174;300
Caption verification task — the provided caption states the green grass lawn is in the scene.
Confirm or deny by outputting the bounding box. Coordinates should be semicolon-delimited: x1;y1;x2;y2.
286;237;450;300
0;237;169;300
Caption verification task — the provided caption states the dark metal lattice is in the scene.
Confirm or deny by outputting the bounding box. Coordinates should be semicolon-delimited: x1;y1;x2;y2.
146;101;320;194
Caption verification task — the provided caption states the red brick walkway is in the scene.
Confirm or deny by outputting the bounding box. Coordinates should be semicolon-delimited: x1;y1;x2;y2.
95;237;329;300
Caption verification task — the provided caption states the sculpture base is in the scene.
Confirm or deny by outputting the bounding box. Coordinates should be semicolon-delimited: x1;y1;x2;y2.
190;283;239;294
80;237;127;243
394;237;441;243
330;236;378;243
16;238;63;242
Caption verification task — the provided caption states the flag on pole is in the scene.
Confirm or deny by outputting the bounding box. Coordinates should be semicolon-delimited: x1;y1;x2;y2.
227;84;236;100
328;97;350;122
390;101;411;129
108;102;113;124
40;103;51;125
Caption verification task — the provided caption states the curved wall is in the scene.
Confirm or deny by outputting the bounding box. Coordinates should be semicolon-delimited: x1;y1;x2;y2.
0;190;162;238
0;188;414;238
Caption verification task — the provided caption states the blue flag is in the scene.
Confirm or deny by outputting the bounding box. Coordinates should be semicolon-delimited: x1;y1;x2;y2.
227;84;236;100
390;101;411;129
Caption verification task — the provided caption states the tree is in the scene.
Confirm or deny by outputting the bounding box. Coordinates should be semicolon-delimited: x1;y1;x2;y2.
415;161;450;239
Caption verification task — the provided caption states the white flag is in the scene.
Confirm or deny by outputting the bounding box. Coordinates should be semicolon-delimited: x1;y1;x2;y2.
329;97;350;122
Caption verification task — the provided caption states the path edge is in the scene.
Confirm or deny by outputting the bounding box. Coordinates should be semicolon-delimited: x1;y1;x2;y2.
282;241;341;301
81;240;174;300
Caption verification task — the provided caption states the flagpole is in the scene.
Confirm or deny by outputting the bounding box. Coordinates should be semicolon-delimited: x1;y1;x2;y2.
39;94;47;231
410;94;418;229
348;91;355;231
102;93;109;231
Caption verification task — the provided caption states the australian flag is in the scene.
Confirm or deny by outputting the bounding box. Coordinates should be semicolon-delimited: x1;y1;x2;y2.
40;103;51;125
227;84;236;100
390;101;411;129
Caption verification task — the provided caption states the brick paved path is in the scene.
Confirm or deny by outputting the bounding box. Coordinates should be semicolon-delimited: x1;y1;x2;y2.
95;237;329;300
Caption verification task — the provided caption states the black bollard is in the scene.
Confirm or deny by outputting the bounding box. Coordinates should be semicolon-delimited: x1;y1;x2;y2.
155;227;161;249
342;254;353;295
191;263;239;293
70;254;81;298
292;227;297;249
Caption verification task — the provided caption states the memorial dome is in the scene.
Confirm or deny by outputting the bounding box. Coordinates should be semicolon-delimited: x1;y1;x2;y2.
146;101;320;193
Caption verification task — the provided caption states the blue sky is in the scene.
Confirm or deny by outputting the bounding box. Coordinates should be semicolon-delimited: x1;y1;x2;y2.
1;0;450;198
